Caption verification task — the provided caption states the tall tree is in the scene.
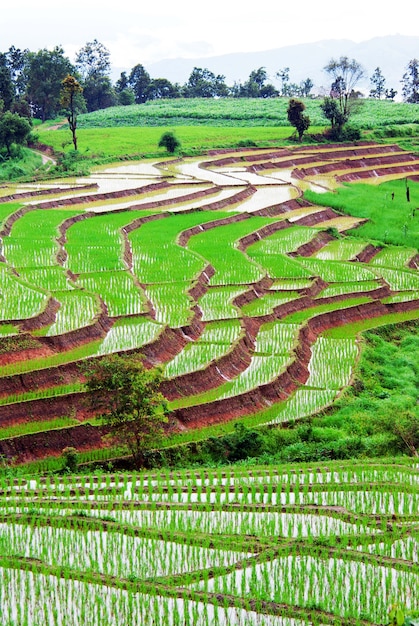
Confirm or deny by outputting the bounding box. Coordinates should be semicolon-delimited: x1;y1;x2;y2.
276;67;290;96
237;67;277;98
75;40;115;111
0;53;15;111
322;56;365;135
369;67;386;99
60;74;84;150
183;67;229;98
83;354;168;467
26;46;74;121
128;64;151;103
401;58;419;103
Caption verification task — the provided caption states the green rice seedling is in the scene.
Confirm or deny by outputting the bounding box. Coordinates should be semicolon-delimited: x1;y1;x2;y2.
311;238;369;261
129;211;230;284
254;320;300;354
241;291;300;317
96;317;162;355
305;336;359;389
45;290;101;336
77;271;147;317
187;216;276;285
371;266;419;291
198;286;248;320
18;266;76;291
316;280;381;298
1;208;82;268
368;246;418;268
0;265;47;320
145;282;193;327
266;388;338;425
297;257;377;282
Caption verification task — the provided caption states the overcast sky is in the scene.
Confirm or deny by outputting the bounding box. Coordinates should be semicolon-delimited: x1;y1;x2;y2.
3;0;418;71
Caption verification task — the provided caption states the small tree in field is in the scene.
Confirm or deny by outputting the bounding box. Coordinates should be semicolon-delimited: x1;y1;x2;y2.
0;111;31;156
158;131;180;154
83;354;168;467
287;98;310;141
60;74;84;150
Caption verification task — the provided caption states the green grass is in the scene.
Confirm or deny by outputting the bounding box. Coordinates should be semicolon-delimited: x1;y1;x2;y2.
304;180;419;249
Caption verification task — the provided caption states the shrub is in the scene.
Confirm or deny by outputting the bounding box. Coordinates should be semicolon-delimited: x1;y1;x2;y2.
158;131;181;153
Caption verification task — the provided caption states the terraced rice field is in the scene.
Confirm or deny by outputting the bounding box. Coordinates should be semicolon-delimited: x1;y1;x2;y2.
0;459;418;625
0;141;418;464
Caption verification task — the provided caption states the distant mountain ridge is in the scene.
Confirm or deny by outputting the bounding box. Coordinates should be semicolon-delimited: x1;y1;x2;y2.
136;35;419;96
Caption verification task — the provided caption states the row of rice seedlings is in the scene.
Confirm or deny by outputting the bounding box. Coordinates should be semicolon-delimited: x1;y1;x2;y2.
297;257;377;282
0;566;295;626
63;209;152;273
266;388;338;426
190;552;418;623
311;238;369;261
0;323;17;336
170;353;292;410
305;336;359;389
254;321;300;355
0;521;250;580
44;290;101;336
247;225;319;255
1;208;83;267
0;339;105;378
95;316;163;356
381;290;419;304
77;271;148;317
129;211;229;284
372;266;419;291
246;249;312;280
11;504;376;540
364;531;419;562
3;238;60;267
0;265;47;320
0;381;83;406
198;287;248;320
316;280;380;298
144;282;194;327
0;416;79;440
187;217;276;285
282;296;373;324
164;321;242;378
241;291;300;317
18;266;76;291
368;245;418;268
270;278;314;290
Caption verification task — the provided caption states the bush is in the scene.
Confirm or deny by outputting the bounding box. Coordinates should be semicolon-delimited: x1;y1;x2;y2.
158;131;181;154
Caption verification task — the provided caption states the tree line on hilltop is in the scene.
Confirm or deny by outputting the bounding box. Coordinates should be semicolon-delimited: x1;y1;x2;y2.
0;39;419;155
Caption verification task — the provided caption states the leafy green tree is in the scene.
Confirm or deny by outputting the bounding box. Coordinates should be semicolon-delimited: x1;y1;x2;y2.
128;64;151;103
83;354;168;467
75;40;116;111
60;74;85;150
0;54;15;110
401;58;419;103
26;46;74;121
287;98;311;141
369;66;386;99
148;78;180;100
6;46;29;98
236;67;277;98
0;111;31;155
323;56;365;133
183;67;229;98
158;131;180;153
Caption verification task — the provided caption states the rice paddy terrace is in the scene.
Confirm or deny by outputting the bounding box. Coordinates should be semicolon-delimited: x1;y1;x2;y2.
0;459;418;624
0;141;418;465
